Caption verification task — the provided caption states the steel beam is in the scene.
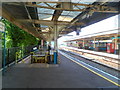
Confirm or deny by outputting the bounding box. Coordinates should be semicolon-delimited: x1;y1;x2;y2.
26;3;118;12
1;8;43;39
52;4;63;21
17;19;84;26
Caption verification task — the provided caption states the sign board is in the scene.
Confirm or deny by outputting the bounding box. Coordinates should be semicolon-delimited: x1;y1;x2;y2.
0;22;5;32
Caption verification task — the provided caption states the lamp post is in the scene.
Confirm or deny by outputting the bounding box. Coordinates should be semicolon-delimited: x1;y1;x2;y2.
0;21;6;75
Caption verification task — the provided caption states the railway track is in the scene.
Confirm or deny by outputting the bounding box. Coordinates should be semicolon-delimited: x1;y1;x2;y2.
59;49;120;79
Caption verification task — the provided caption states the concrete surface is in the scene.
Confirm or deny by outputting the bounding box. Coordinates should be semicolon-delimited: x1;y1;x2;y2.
2;53;119;89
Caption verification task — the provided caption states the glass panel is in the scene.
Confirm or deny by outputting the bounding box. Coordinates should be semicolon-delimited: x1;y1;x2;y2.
73;5;86;9
38;14;52;20
38;2;57;7
37;3;56;20
41;25;48;28
68;11;81;18
37;8;54;20
60;11;81;21
72;0;96;4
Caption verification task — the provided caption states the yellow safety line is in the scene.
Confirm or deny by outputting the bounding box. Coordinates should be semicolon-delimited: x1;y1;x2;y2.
63;54;120;87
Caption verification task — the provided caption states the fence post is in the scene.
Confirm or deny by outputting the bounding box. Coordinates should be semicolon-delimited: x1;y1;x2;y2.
22;45;24;58
21;47;22;59
15;52;19;63
7;49;9;66
3;31;6;75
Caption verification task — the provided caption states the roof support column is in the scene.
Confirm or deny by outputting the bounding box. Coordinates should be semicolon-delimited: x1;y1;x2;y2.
53;22;58;64
114;35;118;54
83;39;85;49
98;39;100;47
93;38;96;50
41;40;44;49
76;40;78;48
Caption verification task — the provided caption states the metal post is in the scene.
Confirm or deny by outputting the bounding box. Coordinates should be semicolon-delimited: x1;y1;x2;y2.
41;40;43;49
0;22;6;74
7;49;9;65
83;39;85;49
48;41;51;47
3;30;6;75
54;22;58;64
114;36;118;54
98;39;100;46
76;40;78;48
22;45;24;58
93;38;96;50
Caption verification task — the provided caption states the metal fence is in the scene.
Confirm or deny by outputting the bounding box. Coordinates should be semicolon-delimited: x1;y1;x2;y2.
2;45;38;67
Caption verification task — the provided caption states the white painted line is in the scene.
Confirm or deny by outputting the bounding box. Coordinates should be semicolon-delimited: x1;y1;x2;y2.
59;51;120;81
64;47;118;59
67;50;119;71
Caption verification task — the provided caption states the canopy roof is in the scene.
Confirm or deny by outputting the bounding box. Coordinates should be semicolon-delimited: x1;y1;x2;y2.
1;1;119;41
65;28;120;42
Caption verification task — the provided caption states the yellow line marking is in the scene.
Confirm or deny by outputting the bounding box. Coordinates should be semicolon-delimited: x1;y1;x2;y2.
62;53;120;87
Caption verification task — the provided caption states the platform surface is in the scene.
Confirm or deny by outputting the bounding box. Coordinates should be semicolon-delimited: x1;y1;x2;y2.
2;54;119;88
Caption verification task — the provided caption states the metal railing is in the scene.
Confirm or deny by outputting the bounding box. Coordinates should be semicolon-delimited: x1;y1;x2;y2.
2;45;38;68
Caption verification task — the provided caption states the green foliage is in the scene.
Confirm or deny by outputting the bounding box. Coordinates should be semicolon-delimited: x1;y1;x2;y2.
2;19;40;48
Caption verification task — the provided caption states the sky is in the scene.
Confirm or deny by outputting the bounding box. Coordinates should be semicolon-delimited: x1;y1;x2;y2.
58;14;119;47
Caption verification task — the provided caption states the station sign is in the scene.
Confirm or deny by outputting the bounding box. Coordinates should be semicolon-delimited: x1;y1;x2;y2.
0;22;5;32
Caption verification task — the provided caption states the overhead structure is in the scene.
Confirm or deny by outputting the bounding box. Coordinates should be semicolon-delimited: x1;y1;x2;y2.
1;1;119;64
1;1;119;41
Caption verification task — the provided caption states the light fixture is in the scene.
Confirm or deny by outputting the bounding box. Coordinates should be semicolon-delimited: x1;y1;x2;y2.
72;25;81;35
41;28;49;32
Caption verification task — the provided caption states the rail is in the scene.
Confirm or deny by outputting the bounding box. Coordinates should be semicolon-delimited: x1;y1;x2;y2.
61;46;120;70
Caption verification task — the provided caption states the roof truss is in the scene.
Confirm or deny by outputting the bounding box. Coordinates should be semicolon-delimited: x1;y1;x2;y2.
2;1;119;41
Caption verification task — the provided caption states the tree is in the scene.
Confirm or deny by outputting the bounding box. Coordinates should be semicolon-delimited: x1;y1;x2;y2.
2;19;40;48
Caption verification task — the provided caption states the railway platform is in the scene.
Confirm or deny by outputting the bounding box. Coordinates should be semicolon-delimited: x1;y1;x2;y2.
0;1;120;90
2;50;120;89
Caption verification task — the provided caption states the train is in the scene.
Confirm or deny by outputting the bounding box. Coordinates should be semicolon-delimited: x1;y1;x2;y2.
66;39;120;54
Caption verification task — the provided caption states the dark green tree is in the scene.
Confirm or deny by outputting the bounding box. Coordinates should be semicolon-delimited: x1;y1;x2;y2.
2;19;40;48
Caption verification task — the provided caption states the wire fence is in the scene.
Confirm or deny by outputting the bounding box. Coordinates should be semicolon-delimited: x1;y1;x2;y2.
2;45;38;68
